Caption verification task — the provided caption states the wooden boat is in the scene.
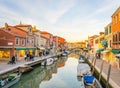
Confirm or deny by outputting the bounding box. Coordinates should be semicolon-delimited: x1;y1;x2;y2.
83;75;103;88
0;72;21;88
41;58;54;66
77;63;91;76
78;55;84;63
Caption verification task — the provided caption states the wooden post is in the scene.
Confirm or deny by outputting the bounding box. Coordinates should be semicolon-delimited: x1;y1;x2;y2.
99;60;104;81
92;57;96;75
106;64;111;88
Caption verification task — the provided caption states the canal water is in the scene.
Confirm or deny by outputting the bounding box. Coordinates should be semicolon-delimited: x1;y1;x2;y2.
11;52;82;88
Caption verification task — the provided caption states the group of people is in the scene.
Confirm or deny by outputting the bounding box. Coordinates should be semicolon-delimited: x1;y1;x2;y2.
24;53;34;61
38;50;50;57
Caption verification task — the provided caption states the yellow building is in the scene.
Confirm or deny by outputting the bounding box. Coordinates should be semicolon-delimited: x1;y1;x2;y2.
94;32;104;54
104;23;113;63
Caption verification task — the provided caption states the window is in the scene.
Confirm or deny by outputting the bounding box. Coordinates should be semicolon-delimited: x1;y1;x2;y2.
109;26;111;33
113;35;114;42
110;40;111;48
27;37;29;44
32;38;34;44
115;15;118;24
119;13;120;21
16;38;19;45
116;34;118;42
29;27;32;33
105;28;108;35
22;39;25;45
119;32;120;41
95;39;98;44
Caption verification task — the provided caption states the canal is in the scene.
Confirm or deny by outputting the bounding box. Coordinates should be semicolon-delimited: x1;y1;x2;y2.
11;52;82;88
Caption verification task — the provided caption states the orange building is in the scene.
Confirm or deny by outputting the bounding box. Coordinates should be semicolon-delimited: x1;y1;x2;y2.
111;7;120;69
112;7;120;49
40;31;53;49
88;35;98;53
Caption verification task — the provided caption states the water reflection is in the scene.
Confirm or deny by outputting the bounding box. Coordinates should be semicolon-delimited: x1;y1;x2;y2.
11;56;67;88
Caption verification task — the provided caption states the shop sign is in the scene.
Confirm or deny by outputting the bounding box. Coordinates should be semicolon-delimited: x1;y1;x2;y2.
8;42;13;45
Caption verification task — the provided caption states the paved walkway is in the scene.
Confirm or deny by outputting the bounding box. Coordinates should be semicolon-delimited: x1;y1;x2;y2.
0;54;54;75
89;54;120;88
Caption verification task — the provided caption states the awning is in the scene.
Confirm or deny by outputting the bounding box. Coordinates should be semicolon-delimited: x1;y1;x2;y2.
96;48;104;53
37;47;45;50
116;54;120;58
102;49;111;53
83;48;88;51
15;47;36;50
112;49;120;54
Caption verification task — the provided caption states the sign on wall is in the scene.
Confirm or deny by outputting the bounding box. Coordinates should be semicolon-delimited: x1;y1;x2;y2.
8;42;13;45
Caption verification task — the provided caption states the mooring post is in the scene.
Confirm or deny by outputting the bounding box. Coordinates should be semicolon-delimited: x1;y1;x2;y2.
106;63;111;88
92;57;96;75
99;59;104;81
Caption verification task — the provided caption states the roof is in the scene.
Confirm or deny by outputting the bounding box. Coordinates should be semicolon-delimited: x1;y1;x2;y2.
16;24;32;27
0;26;27;38
111;6;120;17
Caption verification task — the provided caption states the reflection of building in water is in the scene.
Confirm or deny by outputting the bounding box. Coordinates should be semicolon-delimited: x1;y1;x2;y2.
52;64;58;74
43;67;52;81
57;57;66;67
12;67;46;88
68;52;80;59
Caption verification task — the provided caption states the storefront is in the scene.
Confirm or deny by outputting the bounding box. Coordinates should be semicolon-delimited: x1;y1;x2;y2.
0;49;10;60
15;47;36;58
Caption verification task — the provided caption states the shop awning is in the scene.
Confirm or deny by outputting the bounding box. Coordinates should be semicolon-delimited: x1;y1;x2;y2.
112;49;120;54
102;49;111;53
96;48;104;53
37;47;45;50
15;47;36;50
116;54;120;58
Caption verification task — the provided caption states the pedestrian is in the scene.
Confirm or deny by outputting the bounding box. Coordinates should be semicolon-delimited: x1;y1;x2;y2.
24;54;27;61
11;55;16;64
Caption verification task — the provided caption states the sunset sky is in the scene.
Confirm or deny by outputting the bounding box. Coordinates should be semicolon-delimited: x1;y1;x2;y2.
0;0;120;42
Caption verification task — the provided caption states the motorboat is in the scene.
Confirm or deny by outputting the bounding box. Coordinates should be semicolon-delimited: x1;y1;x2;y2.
78;55;84;63
41;58;54;66
83;75;103;88
0;71;21;88
53;57;58;61
77;63;91;76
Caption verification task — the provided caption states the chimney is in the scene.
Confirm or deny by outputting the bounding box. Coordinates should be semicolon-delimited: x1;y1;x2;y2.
4;23;8;29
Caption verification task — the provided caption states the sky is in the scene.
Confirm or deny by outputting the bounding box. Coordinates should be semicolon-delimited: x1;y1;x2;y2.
0;0;120;42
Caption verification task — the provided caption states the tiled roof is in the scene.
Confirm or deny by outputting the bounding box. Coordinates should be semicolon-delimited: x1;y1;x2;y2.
16;24;32;27
0;26;27;38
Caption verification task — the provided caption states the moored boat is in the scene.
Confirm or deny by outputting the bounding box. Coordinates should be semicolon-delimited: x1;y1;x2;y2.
78;55;84;63
0;71;21;88
77;63;91;76
83;75;103;88
41;58;54;66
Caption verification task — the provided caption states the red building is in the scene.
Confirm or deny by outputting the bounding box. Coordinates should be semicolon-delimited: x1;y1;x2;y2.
0;23;35;60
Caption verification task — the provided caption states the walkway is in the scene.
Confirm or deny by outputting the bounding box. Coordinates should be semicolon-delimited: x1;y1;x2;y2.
89;54;120;88
0;53;60;75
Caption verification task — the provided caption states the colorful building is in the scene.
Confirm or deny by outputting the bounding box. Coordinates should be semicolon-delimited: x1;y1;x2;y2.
40;31;53;49
93;32;104;54
111;7;120;68
0;23;30;60
88;35;98;53
32;26;41;56
104;23;114;64
15;23;35;58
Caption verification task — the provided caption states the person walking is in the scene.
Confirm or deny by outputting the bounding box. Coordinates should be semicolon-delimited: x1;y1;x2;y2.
11;55;16;64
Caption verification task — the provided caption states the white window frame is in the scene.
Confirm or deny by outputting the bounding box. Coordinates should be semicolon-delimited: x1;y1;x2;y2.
15;37;19;45
22;39;25;46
